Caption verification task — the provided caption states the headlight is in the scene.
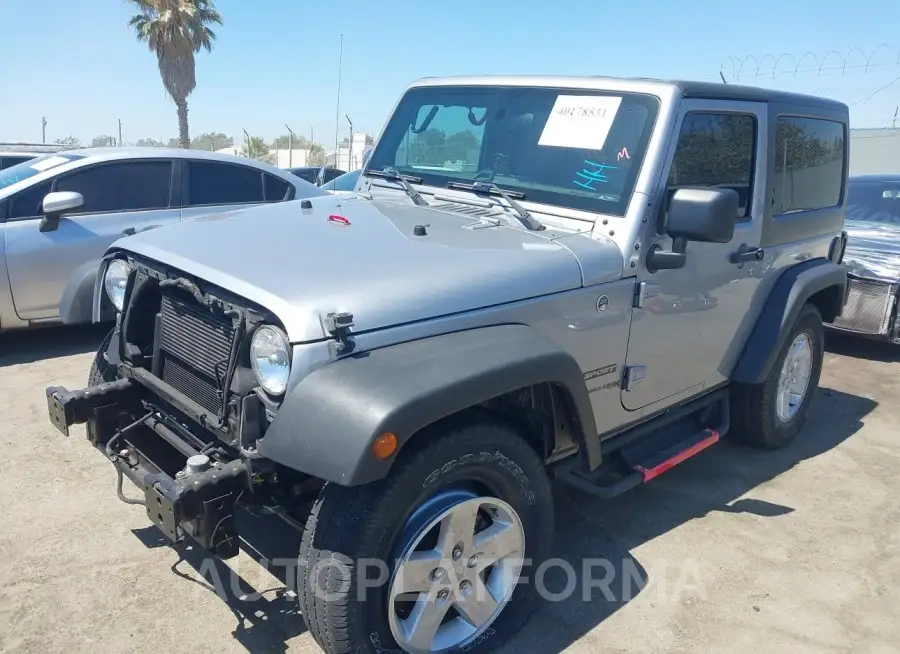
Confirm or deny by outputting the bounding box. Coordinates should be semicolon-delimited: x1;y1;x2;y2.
250;325;291;396
103;259;132;312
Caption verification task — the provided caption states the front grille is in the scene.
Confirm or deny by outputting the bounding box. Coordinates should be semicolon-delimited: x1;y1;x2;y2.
158;291;236;415
832;277;897;336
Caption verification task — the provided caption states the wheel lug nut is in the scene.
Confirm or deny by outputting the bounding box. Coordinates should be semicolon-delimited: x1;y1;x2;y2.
467;555;479;568
460;580;471;592
430;568;445;582
452;546;463;561
437;589;449;600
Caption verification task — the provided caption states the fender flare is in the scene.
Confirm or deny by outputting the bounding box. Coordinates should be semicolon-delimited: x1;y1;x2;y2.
731;258;847;385
58;259;114;325
258;325;599;486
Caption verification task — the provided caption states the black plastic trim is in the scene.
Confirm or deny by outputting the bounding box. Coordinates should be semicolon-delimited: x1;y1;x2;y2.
258;325;599;486
731;258;847;384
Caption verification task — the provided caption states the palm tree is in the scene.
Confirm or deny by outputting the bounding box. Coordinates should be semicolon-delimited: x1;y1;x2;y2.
128;0;223;149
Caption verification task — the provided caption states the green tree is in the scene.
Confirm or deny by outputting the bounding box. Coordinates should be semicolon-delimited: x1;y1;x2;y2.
191;131;232;150
53;136;82;148
272;134;310;150
166;137;182;148
91;135;116;147
242;136;269;159
365;134;375;145
136;137;165;147
307;143;325;166
128;0;223;149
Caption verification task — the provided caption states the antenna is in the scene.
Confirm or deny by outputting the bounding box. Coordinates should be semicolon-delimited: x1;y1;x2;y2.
719;71;728;84
334;34;343;170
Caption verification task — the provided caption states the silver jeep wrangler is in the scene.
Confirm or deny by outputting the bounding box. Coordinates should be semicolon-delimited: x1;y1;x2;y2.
46;75;849;654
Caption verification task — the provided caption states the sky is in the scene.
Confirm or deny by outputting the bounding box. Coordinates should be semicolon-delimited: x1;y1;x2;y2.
2;0;900;147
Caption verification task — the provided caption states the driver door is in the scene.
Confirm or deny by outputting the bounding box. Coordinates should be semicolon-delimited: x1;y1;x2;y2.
3;159;180;321
621;100;769;411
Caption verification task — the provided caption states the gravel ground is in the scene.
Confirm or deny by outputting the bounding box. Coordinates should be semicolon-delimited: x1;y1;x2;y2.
0;324;898;653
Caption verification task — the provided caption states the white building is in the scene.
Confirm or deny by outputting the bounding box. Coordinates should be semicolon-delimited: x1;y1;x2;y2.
325;132;375;171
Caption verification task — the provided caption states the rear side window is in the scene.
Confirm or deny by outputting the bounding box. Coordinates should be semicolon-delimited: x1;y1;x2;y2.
264;173;291;202
290;168;318;183
773;116;845;215
187;161;264;206
323;168;344;183
56;161;172;213
667;112;756;220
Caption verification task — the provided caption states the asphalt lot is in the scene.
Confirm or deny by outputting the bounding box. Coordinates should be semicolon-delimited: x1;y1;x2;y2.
1;324;898;653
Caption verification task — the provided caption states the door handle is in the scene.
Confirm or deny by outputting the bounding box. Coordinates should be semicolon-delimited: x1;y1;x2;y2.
730;243;764;264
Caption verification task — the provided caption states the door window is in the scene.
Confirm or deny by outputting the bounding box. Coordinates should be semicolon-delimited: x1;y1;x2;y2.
1;156;35;170
186;161;264;206
666;112;757;221
55;161;172;213
8;180;52;219
263;174;292;202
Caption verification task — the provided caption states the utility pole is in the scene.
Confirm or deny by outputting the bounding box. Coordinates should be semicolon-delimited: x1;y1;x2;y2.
345;114;353;170
243;129;250;158
334;34;343;169
42;117;47;143
285;123;295;167
118;119;123;146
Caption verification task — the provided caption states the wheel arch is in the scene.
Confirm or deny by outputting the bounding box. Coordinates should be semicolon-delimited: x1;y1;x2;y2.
731;257;847;385
258;325;599;486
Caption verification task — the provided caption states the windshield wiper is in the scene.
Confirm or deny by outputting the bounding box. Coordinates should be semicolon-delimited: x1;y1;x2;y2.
448;180;545;231
366;167;428;206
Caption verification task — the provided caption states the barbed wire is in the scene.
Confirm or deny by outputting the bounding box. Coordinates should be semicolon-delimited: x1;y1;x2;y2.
720;44;900;81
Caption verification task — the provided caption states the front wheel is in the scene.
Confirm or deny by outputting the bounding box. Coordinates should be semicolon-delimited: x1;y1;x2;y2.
297;415;554;654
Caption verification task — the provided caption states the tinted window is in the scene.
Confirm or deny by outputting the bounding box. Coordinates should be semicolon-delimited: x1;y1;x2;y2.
264;174;291;202
56;161;172;213
773;116;845;215
188;162;263;205
846;180;900;225
1;156;34;170
9;180;52;219
367;85;660;216
289;168;317;183
667;112;756;219
323;168;345;183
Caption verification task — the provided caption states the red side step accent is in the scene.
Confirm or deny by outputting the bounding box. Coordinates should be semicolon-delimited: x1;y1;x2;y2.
634;429;720;482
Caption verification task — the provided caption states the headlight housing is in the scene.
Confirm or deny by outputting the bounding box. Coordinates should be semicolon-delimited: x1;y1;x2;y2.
250;325;291;396
103;259;132;312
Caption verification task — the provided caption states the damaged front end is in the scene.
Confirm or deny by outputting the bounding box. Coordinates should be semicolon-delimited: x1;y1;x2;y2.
45;254;329;557
830;240;900;342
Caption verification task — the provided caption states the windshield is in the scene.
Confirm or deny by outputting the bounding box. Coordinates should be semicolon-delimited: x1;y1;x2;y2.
330;169;360;191
366;85;659;216
846;180;900;226
0;153;84;192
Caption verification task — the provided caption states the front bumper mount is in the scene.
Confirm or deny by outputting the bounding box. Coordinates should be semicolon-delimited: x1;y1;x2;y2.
46;380;249;559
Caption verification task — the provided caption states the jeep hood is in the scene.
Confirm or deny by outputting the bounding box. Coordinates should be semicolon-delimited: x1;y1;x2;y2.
113;196;622;342
844;221;900;282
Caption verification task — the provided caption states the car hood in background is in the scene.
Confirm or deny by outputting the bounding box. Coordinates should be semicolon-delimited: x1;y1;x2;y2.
113;195;623;342
844;221;900;282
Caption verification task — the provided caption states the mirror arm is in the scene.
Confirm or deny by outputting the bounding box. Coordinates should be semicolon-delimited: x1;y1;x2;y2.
39;215;60;233
645;236;688;274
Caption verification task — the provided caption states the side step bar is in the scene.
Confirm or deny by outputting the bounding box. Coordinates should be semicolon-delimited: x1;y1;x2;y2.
556;392;728;499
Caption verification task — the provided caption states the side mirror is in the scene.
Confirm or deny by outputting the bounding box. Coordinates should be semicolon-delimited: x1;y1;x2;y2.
667;188;739;243
39;191;84;233
646;188;739;273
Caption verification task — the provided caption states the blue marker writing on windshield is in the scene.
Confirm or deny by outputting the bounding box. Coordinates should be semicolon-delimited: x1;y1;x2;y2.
573;159;617;191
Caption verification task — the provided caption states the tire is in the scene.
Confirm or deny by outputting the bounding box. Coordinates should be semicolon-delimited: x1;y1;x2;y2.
297;413;554;654
86;327;118;442
731;302;824;449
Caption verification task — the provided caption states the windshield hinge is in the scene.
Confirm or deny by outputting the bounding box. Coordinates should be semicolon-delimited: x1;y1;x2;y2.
323;311;355;354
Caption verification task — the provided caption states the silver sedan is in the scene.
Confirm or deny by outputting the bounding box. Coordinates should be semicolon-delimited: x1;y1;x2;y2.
0;147;325;331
